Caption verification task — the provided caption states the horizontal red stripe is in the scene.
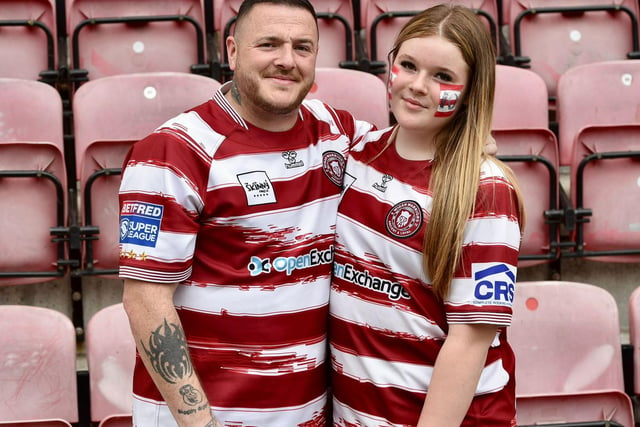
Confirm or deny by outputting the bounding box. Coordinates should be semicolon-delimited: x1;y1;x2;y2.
133;355;327;408
178;305;328;345
332;370;424;425
330;315;441;364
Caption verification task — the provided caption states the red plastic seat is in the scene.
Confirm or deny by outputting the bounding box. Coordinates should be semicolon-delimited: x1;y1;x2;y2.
0;0;58;82
557;60;640;261
86;303;136;425
0;78;67;286
0;305;78;424
492;65;561;267
72;72;221;276
305;67;389;129
503;0;640;101
67;0;208;83
510;281;634;426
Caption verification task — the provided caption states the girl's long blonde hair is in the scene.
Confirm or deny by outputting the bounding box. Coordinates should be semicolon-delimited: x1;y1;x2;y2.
388;5;524;300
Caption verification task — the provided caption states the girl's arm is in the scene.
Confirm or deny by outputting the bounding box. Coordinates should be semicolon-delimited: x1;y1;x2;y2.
417;323;499;427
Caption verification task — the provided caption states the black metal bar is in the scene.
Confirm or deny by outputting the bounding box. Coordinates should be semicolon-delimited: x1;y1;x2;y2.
0;19;55;72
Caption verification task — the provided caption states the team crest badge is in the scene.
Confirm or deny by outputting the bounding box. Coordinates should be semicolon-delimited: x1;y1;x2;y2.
322;150;346;186
385;200;423;238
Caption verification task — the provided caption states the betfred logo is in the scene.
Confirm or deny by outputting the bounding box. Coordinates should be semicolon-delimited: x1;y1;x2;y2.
472;263;516;305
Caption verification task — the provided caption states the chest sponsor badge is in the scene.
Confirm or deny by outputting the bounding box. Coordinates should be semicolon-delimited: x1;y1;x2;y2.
238;171;277;206
120;201;163;247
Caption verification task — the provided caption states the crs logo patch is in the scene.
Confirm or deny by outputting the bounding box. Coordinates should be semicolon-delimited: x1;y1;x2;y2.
385;200;423;238
473;263;516;305
120;201;163;248
322;150;346;186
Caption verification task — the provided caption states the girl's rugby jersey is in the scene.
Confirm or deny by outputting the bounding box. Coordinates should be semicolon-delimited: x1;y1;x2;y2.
330;127;522;427
118;84;372;427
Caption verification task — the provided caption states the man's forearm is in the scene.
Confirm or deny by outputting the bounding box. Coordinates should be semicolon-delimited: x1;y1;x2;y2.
123;280;221;427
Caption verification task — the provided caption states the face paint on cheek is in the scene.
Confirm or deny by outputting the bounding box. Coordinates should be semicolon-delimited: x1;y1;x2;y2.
388;65;400;103
435;83;464;118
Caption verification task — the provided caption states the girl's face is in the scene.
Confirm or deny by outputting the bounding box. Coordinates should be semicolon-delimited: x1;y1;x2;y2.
388;35;470;134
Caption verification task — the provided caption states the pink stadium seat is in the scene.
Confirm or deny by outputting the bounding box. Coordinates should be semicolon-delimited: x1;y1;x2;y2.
510;281;634;426
216;0;360;81
86;303;136;425
0;420;72;427
72;72;220;276
0;78;67;286
362;0;500;77
629;286;640;399
492;65;561;267
98;415;134;427
305;67;389;129
67;0;208;83
0;305;78;424
0;0;58;82
503;0;640;101
556;60;640;261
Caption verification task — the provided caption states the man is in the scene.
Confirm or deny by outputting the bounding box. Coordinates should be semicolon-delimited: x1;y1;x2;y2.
119;0;372;425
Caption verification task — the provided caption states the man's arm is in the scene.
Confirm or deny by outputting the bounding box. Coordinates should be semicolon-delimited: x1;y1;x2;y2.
122;279;222;427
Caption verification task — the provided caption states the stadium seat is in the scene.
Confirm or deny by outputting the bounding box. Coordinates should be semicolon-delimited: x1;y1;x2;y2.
305;67;389;128
492;65;562;267
86;303;136;425
72;72;220;276
215;0;360;81
0;0;58;83
0;421;72;427
0;305;78;424
503;0;640;101
362;0;500;77
556;60;640;261
510;281;634;426
67;0;209;85
0;78;67;286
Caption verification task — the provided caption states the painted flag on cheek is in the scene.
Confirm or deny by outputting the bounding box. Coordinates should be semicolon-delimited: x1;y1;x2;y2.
435;83;464;117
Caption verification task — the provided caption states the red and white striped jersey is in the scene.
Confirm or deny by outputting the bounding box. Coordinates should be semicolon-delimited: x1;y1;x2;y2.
330;127;522;426
118;83;373;426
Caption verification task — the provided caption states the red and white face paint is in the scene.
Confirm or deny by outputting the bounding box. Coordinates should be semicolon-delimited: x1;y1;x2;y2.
435;83;464;117
388;64;400;103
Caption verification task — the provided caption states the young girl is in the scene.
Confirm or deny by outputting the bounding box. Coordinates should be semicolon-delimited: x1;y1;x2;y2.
330;5;524;426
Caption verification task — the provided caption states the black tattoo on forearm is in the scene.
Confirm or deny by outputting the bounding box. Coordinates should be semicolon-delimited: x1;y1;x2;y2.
180;384;204;406
231;81;241;105
142;319;193;384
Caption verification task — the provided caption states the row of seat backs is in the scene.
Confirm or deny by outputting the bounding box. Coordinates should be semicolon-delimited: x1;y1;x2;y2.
0;303;134;426
1;0;639;97
1;60;639;284
2;280;637;426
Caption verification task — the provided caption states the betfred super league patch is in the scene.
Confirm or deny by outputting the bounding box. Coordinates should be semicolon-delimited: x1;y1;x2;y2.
120;201;164;247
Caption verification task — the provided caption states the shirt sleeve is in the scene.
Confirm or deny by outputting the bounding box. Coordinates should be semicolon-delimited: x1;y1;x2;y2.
445;160;523;326
118;128;210;283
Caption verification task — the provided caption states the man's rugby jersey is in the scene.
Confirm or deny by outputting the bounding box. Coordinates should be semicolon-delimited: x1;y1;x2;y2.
118;83;372;427
330;127;522;427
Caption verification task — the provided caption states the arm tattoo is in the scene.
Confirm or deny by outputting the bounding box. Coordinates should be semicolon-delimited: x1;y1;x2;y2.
231;81;241;105
141;319;193;384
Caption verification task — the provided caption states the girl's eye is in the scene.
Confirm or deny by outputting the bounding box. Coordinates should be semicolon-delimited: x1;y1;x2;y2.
435;72;453;82
400;60;416;71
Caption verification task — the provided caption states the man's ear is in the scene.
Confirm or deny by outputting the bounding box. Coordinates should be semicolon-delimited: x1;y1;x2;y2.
226;36;238;71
